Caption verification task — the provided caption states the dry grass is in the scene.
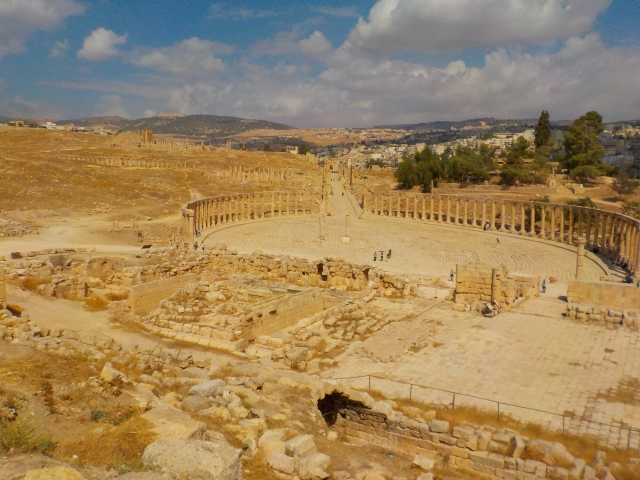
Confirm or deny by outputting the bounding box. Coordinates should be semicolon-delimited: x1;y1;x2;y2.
17;276;51;292
596;377;640;406
366;391;635;469
83;294;109;311
0;409;56;455
59;415;156;473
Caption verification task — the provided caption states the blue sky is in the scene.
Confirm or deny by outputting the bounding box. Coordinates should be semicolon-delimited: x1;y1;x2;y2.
0;0;639;126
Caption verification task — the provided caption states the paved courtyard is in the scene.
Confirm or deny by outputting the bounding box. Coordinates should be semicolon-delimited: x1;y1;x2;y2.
203;180;608;282
326;295;640;450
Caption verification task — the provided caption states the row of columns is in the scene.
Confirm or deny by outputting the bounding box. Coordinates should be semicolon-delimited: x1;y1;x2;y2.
364;193;640;273
183;191;321;244
53;155;195;169
227;166;287;182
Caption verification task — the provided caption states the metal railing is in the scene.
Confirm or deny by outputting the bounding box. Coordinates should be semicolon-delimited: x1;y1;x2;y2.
334;374;640;451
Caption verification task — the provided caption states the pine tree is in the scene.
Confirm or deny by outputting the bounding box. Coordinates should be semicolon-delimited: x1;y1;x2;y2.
534;110;551;148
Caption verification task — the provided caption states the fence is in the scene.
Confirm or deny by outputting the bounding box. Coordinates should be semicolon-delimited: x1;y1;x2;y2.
334;375;640;451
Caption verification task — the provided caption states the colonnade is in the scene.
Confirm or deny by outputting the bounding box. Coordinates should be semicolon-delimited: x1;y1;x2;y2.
226;166;289;182
51;155;195;169
363;192;640;272
182;191;321;245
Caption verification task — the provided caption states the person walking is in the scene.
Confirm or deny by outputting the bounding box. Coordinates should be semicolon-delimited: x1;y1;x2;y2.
387;249;392;260
496;237;500;244
541;279;546;294
450;269;455;282
379;250;384;262
373;252;377;262
193;241;198;251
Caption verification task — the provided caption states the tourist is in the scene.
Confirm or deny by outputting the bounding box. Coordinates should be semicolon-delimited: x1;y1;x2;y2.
497;237;500;244
450;269;454;281
379;250;384;262
387;249;392;259
373;252;377;262
193;241;198;251
541;279;546;293
202;245;205;252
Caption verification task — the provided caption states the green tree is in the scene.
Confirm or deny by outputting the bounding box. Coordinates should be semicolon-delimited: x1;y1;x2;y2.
299;144;311;155
500;136;534;185
534;110;551;148
570;165;601;182
563;111;606;171
611;168;640;196
622;201;640;220
567;197;596;208
394;147;443;192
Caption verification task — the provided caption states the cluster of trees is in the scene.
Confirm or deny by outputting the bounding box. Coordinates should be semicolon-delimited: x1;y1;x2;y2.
394;143;498;192
395;109;638;193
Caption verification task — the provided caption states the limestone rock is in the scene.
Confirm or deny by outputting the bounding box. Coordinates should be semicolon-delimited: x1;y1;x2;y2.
413;455;435;471
142;437;242;480
100;365;127;383
298;452;331;479
141;407;206;439
416;474;434;480
23;467;86;480
188;379;226;397
429;419;450;433
267;452;295;474
182;394;214;413
285;434;317;457
285;346;308;364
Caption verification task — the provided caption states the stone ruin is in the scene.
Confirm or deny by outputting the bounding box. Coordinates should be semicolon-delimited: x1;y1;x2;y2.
454;263;540;311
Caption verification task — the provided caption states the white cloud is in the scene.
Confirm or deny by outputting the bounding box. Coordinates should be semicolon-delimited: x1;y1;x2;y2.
311;6;359;18
0;0;84;58
50;39;69;58
346;0;611;55
94;94;130;118
153;34;640;127
78;28;127;62
208;3;278;20
144;109;156;118
129;38;229;76
298;31;332;59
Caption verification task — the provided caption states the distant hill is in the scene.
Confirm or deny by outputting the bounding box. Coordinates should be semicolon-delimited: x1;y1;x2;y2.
374;117;579;131
57;114;294;137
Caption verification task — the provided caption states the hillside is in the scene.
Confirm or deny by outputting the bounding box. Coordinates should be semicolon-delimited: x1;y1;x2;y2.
58;114;294;137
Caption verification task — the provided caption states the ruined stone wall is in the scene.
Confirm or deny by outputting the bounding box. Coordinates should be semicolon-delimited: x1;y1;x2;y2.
129;274;197;315
454;263;539;309
568;280;640;311
0;265;6;307
324;391;596;480
252;290;326;338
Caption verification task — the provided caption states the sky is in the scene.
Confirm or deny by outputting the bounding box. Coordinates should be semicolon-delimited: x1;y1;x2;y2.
0;0;639;127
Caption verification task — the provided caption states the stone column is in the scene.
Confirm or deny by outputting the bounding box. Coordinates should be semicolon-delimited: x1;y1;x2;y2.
397;194;401;217
550;207;555;240
464;199;469;226
575;236;586;280
568;209;574;243
271;193;275;218
455;199;460;225
558;208;564;242
430;196;434;220
472;200;477;227
585;211;592;248
520;203;525;234
491;201;496;230
594;213;601;249
447;197;451;223
422;196;426;221
374;194;379;215
182;208;195;245
577;210;583;238
286;192;290;216
439;197;444;222
413;196;418;220
482;201;486;228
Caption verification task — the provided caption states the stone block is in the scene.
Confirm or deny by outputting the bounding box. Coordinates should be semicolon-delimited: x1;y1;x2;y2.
429;419;450;433
413;455;435;471
268;452;295;474
285;434;316;458
298;452;331;479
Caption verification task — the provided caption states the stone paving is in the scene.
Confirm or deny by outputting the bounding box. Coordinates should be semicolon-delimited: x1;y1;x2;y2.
326;295;640;450
203;180;608;282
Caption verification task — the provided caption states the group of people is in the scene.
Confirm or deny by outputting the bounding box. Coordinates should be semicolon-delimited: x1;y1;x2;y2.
373;249;391;262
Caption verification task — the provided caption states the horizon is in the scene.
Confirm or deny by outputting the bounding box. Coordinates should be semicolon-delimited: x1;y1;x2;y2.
0;1;639;127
